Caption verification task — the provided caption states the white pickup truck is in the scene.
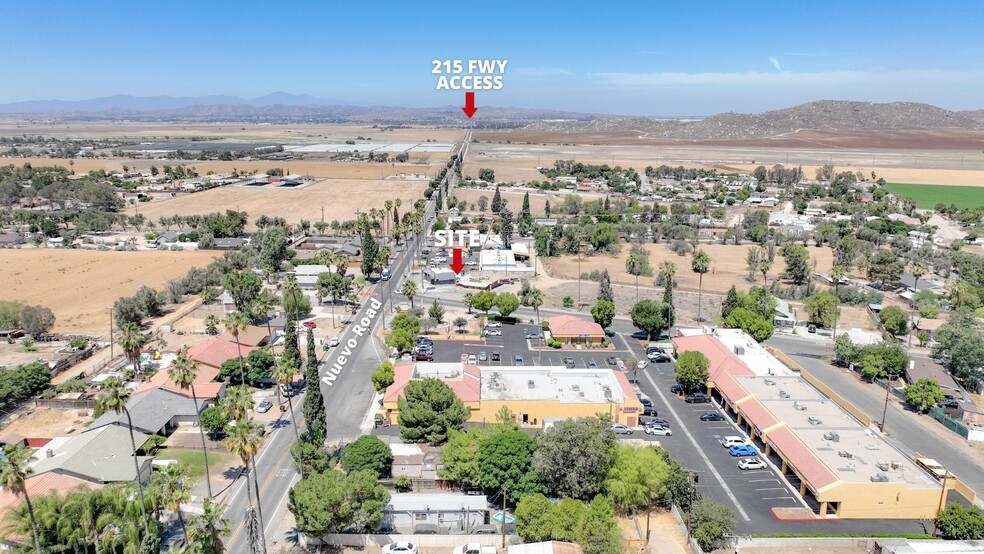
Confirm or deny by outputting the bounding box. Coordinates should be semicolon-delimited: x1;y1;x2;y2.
453;544;497;554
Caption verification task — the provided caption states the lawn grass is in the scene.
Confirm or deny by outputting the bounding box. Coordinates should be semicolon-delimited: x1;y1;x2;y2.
885;182;984;209
159;449;234;480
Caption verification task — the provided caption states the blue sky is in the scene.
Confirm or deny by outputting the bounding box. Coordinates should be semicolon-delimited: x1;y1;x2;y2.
0;0;981;115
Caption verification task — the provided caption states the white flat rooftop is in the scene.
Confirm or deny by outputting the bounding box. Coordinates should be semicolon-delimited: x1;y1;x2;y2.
483;366;626;404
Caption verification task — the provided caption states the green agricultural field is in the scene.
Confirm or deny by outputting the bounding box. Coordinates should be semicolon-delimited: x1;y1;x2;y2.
886;183;984;209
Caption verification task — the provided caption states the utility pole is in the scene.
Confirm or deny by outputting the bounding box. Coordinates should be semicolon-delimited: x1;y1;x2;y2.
932;471;950;536
685;471;695;545
645;509;652;554
108;308;114;359
501;488;509;549
880;378;891;433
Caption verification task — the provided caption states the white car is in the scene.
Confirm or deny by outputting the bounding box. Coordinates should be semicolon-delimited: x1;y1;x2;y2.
484;329;502;336
486;321;502;328
721;436;748;448
635;360;648;370
383;543;417;554
467;354;477;365
645;425;672;436
738;458;767;470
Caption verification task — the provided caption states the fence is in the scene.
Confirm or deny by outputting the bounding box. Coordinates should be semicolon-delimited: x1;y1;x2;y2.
766;347;804;372
300;534;510;549
927;405;970;439
35;397;97;410
800;368;873;426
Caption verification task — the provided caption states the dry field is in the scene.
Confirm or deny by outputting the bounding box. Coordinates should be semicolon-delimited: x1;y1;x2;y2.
126;178;429;228
0;249;218;334
542;243;835;296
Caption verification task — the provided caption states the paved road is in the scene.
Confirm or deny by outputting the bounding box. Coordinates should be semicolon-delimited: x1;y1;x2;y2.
765;335;984;501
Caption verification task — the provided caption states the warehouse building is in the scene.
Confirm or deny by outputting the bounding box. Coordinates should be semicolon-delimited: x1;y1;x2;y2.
383;362;643;427
671;328;950;519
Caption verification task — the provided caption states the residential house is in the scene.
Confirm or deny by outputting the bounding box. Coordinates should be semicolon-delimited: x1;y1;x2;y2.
0;233;25;246
210;237;245;250
382;493;488;533
546;314;606;345
30;426;152;484
389;443;440;480
217;325;271;347
133;362;225;400
774;299;796;329
85;388;208;436
423;267;458;285
293;264;338;289
0;473;104;529
905;359;961;395
186;337;258;370
154;231;179;246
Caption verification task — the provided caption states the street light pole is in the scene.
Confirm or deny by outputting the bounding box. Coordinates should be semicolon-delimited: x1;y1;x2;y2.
932;471;950;536
501;488;509;549
880;378;891;433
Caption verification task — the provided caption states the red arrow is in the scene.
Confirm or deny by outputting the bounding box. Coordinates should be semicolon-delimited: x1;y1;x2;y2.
449;247;465;274
462;92;477;118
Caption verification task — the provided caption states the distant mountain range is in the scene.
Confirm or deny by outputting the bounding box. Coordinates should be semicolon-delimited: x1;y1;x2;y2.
0;95;981;138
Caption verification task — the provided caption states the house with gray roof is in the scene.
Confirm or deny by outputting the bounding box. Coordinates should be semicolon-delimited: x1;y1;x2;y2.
85;388;208;436
30;426;152;484
210;237;245;250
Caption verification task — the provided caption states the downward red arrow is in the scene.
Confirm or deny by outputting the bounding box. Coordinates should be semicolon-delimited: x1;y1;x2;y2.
449;247;465;274
462;92;477;118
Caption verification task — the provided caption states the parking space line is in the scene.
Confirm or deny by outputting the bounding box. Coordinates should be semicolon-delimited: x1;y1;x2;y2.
642;371;750;522
754;487;787;492
762;496;796;501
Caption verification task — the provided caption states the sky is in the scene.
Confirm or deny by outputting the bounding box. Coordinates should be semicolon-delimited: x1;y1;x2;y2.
0;0;982;115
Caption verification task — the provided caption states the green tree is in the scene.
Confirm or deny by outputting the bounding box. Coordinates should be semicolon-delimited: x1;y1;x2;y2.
114;295;145;328
471;290;497;315
603;444;670;513
515;493;555;542
289;469;391;535
804;291;839;328
675;351;710;392
118;321;148;374
591;300;616;330
0;445;43;554
780;243;811;285
625;246;650;298
303;328;326;444
534;416;616;500
397;378;470;444
168;352;212;498
223;419;264;543
95;377;149;532
371;361;395;393
724;307;774;342
577;495;622;554
280;275;312;317
721;285;740;320
935;503;984;540
629;299;670;340
690;497;737;552
199;406;230;435
495;292;520;318
597;270;613;303
904;378;946;413
361;223;380;277
479;430;544;502
18;305;55;340
880;305;910;338
546;498;587;542
273;355;303;451
932;308;984;385
386;312;420;354
318;271;352;327
868;250;905;288
399;279;418;309
220;270;262;311
187;498;230;554
341;435;393;478
257;225;290;271
428;298;446;324
691;249;711;321
151;463;191;543
222;311;251;383
491;184;503;213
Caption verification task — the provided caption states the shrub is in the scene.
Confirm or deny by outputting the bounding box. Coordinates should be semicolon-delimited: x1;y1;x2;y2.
562;296;574;308
394;476;413;492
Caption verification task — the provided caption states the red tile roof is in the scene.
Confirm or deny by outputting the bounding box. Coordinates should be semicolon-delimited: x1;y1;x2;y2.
0;473;104;517
384;364;482;404
766;426;839;492
217;325;270;347
133;361;225;399
613;371;637;403
547;315;605;337
714;371;751;404
737;398;779;433
671;335;753;382
186;338;258;369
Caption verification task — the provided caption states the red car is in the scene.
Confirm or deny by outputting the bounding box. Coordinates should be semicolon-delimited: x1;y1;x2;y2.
303;321;317;329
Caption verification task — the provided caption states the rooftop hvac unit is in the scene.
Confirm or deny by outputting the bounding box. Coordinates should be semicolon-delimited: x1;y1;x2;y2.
734;346;745;355
571;384;580;391
528;380;535;389
838;450;854;459
877;462;890;471
823;432;840;442
870;473;890;482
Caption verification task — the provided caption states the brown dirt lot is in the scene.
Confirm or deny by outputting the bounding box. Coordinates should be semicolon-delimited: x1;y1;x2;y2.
125;178;429;228
0;249;219;334
542;243;834;296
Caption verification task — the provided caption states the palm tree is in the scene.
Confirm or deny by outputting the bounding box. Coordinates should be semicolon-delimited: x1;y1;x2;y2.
400;279;418;309
154;463;191;543
250;292;276;349
204;313;219;335
169;352;212;498
625;250;645;299
462;292;474;315
384;200;394;237
223;419;266;547
58;489;101;553
0;445;43;554
525;288;544;323
188;498;231;554
221;385;253;422
830;264;846;340
94;377;149;532
273;357;303;469
908;261;926;348
691;249;711;323
223;311;251;384
118;322;148;374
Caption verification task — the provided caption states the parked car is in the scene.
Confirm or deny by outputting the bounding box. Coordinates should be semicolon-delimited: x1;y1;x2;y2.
643;417;670;428
648;351;672;363
383;543;417;554
329;336;340;347
483;328;502;336
636;359;649;370
611;424;633;435
478;351;488;362
416;337;434;345
587;360;598;369
721;436;748;448
685;393;711;404
699;412;725;422
638;396;653;408
729;444;758;457
525;329;542;339
467;354;477;365
564;357;576;368
670;383;683;394
642;406;658;417
491;352;501;362
415;352;433;361
279;383;294;397
938;399;960;409
486;321;502;328
256;400;273;413
738;458;767;470
606;356;618;366
514;355;524;366
645;425;672;436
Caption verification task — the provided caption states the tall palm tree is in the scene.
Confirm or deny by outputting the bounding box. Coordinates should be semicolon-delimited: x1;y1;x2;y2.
221;385;253;422
58;489;101;553
908;261;926;348
250;292;276;349
273;357;303;469
169;352;212;498
188;498;231;554
525;288;544;324
691;249;711;323
154;464;191;543
118;322;148;375
223;419;266;548
223;311;251;384
0;445;43;554
400;279;418;309
625;250;644;299
463;292;474;315
384;200;394;237
94;377;149;533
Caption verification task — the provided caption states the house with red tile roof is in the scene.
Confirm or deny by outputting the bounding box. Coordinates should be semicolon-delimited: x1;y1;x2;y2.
186;338;258;370
546;314;606;345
